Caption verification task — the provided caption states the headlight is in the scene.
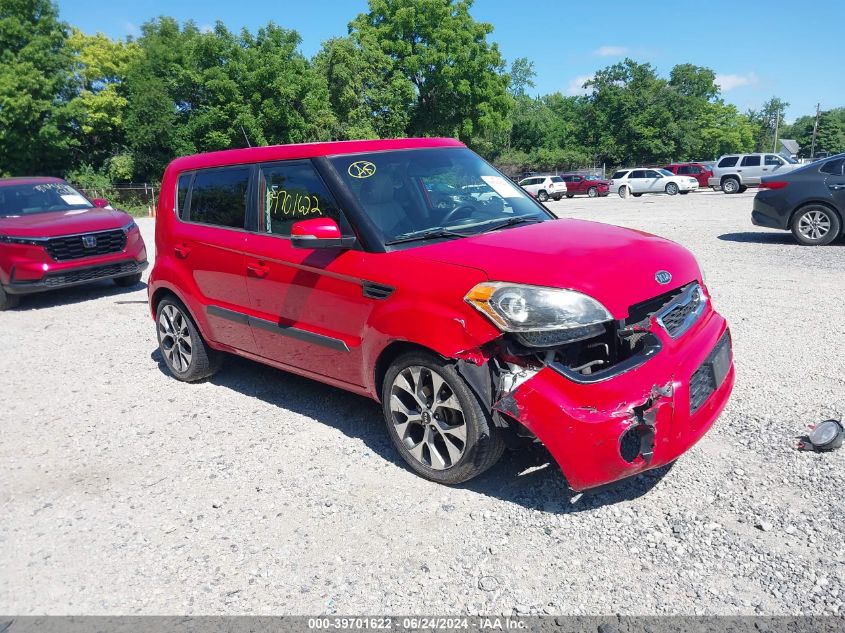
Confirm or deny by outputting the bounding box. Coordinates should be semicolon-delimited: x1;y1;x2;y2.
0;235;45;246
122;220;137;232
465;282;613;332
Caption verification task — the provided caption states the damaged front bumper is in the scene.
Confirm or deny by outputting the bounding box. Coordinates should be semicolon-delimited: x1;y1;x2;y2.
494;309;734;491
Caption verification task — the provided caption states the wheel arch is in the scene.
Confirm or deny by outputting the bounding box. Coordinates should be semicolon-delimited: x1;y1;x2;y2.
720;174;741;184
789;200;844;235
373;341;445;402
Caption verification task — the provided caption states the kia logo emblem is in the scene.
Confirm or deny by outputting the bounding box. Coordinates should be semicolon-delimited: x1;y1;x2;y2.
655;270;672;285
82;235;97;248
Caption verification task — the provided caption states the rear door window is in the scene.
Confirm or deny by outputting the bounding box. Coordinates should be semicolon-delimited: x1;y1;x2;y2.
258;160;341;236
741;155;761;167
630;170;647;179
188;167;251;229
820;158;844;175
718;157;739;168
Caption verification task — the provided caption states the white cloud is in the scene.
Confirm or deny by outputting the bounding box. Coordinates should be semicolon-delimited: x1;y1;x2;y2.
715;72;759;92
566;75;594;96
593;46;628;57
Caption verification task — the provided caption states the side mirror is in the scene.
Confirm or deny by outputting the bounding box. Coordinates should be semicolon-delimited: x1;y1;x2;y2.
291;218;356;249
92;198;110;208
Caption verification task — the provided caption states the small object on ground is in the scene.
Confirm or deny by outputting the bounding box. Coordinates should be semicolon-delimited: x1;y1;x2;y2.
808;419;844;451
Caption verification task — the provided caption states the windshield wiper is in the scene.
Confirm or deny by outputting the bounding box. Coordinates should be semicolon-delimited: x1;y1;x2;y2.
481;215;544;233
385;228;469;245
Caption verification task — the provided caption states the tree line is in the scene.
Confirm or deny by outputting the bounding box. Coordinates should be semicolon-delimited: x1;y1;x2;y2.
1;0;843;186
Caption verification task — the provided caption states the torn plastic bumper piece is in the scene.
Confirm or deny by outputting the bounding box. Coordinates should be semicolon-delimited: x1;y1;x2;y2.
494;312;735;491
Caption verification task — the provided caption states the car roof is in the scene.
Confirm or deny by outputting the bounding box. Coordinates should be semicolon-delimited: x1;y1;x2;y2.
0;176;66;187
167;137;466;173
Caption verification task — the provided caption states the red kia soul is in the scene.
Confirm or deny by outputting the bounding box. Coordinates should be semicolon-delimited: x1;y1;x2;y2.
149;138;734;490
0;177;147;310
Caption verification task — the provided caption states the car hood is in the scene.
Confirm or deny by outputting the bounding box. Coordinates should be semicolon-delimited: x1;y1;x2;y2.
0;208;131;238
404;218;702;318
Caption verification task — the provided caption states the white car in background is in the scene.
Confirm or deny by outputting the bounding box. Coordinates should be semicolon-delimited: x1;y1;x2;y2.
517;175;567;201
610;168;699;197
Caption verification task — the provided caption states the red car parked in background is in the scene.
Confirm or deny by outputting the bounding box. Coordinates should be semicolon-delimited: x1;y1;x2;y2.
560;173;610;197
0;177;147;310
149;138;734;491
663;163;713;189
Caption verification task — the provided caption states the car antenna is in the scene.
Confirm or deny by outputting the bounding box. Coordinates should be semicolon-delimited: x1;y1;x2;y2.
240;125;252;148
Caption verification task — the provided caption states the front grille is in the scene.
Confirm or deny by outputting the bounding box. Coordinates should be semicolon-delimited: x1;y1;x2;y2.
659;288;703;337
626;285;686;325
42;261;140;287
45;229;126;261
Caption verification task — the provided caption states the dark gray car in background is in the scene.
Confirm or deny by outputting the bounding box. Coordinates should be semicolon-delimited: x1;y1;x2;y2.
752;153;845;245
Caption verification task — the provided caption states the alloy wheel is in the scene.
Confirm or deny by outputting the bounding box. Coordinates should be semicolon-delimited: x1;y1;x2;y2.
797;209;832;241
158;304;193;372
588;187;598;198
389;365;467;470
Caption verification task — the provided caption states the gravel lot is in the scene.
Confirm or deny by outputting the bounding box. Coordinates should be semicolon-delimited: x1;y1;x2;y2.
2;189;844;616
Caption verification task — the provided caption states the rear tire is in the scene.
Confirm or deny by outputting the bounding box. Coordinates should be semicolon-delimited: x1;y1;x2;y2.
156;297;221;382
722;177;740;194
0;286;20;311
665;182;679;195
566;194;575;199
618;186;629;198
114;273;142;287
538;190;549;202
382;352;504;485
790;205;841;246
632;193;643;197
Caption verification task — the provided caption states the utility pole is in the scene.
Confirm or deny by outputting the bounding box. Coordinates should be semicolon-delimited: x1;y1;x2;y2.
772;104;781;153
810;103;821;159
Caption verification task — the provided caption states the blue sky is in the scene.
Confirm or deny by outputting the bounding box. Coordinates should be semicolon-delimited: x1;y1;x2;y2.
58;0;844;121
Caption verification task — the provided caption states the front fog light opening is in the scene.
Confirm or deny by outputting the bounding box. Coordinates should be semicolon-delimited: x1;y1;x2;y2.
619;423;655;464
515;322;606;348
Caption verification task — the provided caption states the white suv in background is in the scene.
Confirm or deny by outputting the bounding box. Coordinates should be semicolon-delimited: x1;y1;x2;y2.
517;175;567;201
610;168;699;197
708;153;800;193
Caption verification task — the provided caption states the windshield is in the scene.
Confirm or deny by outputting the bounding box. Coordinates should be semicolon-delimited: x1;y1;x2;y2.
329;148;551;245
0;182;92;217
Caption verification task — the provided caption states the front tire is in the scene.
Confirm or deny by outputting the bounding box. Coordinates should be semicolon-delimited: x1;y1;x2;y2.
114;273;142;287
587;187;598;198
0;286;20;311
382;352;504;484
537;190;549;202
156;297;221;382
791;205;841;246
665;182;679;195
722;177;740;194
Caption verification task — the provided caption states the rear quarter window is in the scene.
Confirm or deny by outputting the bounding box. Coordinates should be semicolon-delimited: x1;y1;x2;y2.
176;173;191;219
612;170;629;179
718;157;739;168
550;176;564;183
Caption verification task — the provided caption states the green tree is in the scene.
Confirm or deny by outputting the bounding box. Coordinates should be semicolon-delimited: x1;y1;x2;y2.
348;0;512;151
64;28;140;170
748;96;789;152
0;0;72;175
314;36;411;139
508;57;535;98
